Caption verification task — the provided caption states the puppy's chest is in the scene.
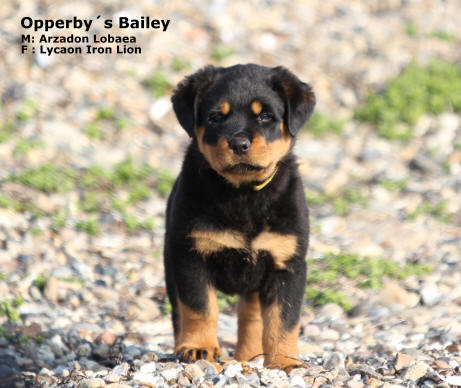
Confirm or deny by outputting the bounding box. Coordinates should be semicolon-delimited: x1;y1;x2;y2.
188;223;298;270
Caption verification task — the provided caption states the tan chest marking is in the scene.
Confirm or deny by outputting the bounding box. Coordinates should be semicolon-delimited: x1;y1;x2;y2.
190;229;297;269
251;232;298;269
190;229;246;256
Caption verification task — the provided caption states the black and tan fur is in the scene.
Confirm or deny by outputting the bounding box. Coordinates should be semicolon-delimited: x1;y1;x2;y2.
164;64;315;371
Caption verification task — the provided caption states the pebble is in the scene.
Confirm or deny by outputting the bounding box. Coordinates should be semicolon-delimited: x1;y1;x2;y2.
420;284;443;306
94;331;117;346
76;343;92;358
379;282;420;308
319;328;341;341
317;303;345;321
139;361;157;374
290;375;306;387
324;352;345;371
123;345;142;360
184;363;205;378
224;362;243;378
132;372;163;387
394;353;414;371
76;378;105;388
445;375;461;386
160;365;182;381
44;276;59;303
346;375;364;388
92;343;110;359
104;372;120;383
402;363;429;381
196;359;218;374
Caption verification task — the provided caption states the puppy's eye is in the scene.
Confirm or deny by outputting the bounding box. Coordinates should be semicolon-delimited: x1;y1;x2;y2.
257;112;273;123
208;112;223;123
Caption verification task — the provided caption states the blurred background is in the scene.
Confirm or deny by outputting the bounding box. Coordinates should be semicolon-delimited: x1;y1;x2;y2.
1;0;461;386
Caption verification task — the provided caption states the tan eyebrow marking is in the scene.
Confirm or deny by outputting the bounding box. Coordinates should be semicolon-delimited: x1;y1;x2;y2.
220;101;231;115
251;100;263;115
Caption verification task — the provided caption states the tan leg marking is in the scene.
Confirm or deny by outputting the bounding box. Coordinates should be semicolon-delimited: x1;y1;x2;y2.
235;293;264;361
251;100;263;115
189;229;246;256
176;288;221;362
252;232;298;269
262;303;302;372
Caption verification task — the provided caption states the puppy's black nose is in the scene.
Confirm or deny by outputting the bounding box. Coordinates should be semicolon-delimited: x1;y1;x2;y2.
229;137;251;155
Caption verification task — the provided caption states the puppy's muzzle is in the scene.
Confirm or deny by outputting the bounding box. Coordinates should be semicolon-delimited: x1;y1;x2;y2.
228;136;251;155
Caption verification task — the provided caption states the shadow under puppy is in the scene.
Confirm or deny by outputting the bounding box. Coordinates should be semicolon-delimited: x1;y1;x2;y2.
164;64;315;371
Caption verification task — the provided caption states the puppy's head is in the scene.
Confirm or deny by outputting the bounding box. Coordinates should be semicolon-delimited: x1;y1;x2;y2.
172;64;315;186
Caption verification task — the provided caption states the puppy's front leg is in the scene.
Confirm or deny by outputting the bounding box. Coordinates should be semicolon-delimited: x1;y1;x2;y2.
176;286;221;362
261;303;302;372
260;259;306;372
235;292;264;362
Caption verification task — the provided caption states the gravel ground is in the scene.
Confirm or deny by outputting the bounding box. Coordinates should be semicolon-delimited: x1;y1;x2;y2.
1;0;461;387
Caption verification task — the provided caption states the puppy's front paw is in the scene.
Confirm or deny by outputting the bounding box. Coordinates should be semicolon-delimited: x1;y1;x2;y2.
176;344;221;362
264;355;304;373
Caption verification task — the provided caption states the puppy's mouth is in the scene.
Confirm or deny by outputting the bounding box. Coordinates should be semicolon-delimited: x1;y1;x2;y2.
223;163;265;174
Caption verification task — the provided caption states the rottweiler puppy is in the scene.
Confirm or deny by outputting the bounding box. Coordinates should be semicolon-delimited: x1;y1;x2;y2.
164;64;315;371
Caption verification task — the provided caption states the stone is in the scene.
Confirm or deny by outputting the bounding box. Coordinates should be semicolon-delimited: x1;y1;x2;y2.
445;375;461;386
139;362;157;374
92;343;110;359
123;345;142;360
44;276;58;303
0;359;20;387
111;362;130;377
177;373;190;385
76;378;105;388
432;360;450;370
150;98;171;121
127;297;161;321
324;352;345;371
319;329;340;341
394;353;414;371
184;363;205;379
160;366;181;381
379;281;420;308
49;334;69;358
317;303;345;321
260;368;287;385
94;331;116;346
402;363;429;381
366;377;383;387
104;372;120;383
243;372;260;386
18;323;41;338
299;342;323;354
76;343;92;358
290;375;306;387
224;362;243;378
420;284;442;306
346;375;364;388
132;372;164;387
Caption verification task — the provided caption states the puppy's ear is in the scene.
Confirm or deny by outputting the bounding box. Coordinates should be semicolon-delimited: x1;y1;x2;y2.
271;66;316;137
171;66;217;137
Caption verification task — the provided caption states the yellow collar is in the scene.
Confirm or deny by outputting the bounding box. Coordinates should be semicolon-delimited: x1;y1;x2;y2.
253;166;279;191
